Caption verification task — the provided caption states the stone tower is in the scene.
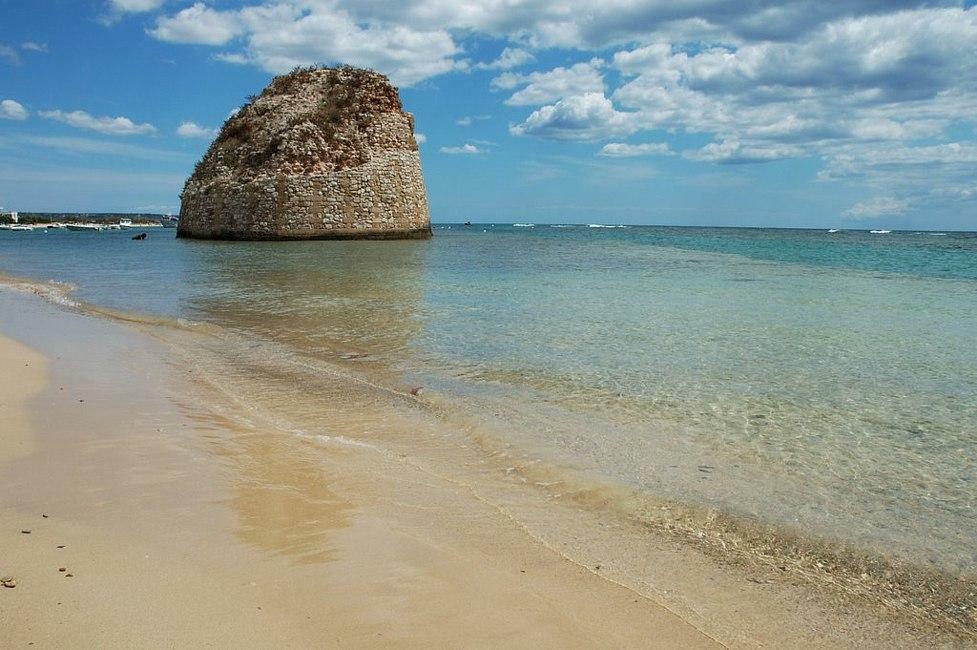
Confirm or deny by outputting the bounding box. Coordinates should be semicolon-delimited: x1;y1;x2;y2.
177;66;431;240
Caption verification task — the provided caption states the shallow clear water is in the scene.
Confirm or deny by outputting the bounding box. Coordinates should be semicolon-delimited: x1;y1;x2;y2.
2;224;976;574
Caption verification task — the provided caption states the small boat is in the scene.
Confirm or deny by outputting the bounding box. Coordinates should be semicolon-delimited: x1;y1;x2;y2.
119;218;132;229
827;229;840;233
8;224;33;231
66;223;104;232
869;229;892;234
161;215;178;228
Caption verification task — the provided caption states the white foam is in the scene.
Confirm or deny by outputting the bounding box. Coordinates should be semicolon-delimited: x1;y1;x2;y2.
315;434;377;449
588;224;628;229
869;229;891;234
512;223;535;227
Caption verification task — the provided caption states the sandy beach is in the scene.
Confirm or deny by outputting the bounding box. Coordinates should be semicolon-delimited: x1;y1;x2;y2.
0;289;724;647
1;279;964;648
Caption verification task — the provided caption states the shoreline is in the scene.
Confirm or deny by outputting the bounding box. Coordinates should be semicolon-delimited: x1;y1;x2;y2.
0;288;719;647
0;277;971;646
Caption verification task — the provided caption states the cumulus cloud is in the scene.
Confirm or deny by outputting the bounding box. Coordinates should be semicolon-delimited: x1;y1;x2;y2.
684;140;802;164
414;132;427;144
476;47;535;70
0;99;28;121
150;1;462;86
440;144;481;154
598;142;671;157
39;109;156;135
510;93;636;141
493;59;604;106
140;1;977;212
150;3;243;46
844;197;910;219
319;0;937;51
176;121;217;138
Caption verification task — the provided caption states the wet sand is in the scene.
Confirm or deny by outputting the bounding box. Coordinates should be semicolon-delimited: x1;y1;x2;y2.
0;291;718;647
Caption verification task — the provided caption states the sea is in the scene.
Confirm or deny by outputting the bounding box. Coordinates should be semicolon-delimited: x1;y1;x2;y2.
2;223;975;627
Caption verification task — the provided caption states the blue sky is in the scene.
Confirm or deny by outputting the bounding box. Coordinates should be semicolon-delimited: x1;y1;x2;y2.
2;0;976;229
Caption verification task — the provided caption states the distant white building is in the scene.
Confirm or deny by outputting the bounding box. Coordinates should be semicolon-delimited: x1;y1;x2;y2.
9;211;18;223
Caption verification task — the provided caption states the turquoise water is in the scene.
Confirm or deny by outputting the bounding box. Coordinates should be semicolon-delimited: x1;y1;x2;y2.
2;224;976;576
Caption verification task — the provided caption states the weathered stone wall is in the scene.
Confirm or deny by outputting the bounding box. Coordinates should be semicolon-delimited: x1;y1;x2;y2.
178;150;430;240
177;66;431;241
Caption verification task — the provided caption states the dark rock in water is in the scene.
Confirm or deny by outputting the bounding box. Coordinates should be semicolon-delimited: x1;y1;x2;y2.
131;232;147;240
178;65;431;241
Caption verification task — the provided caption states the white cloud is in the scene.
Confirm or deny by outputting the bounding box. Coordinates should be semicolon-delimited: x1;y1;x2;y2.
108;0;165;13
510;93;636;141
440;144;481;154
494;59;604;106
0;99;28;121
150;2;462;87
0;44;18;64
214;52;249;65
414;133;427;144
684;139;802;164
476;47;535;70
21;42;48;53
39;109;156;135
150;3;243;46
138;1;977;213
598;142;671;157
319;1;935;51
456;115;490;126
844;197;910;219
100;0;166;25
176;121;217;138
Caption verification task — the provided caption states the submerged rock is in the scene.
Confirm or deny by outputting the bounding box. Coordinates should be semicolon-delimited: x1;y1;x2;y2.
178;65;431;241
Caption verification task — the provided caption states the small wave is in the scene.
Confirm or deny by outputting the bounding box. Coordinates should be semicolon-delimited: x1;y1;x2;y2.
550;224;574;228
512;223;535;227
870;229;892;234
588;224;628;229
827;229;840;233
930;232;948;236
294;429;378;450
0;274;81;308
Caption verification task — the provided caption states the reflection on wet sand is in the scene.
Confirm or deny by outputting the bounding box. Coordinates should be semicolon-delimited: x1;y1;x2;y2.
180;408;354;565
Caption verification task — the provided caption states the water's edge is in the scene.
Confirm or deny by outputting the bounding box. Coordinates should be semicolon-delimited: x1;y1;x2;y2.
2;272;974;642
